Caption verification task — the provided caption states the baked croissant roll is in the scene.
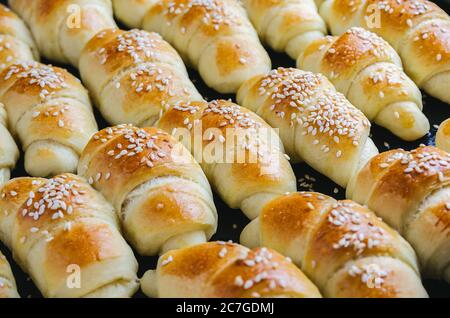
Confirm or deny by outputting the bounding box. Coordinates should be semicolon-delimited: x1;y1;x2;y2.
156;99;297;220
0;3;36;186
436;119;450;153
9;0;117;67
238;67;378;188
319;0;450;104
112;0;271;93
297;27;429;141
79;28;202;127
0;61;98;177
78;125;217;256
241;192;428;298
0;250;19;298
141;241;322;298
241;0;327;60
348;146;450;282
0;3;38;71
0;174;139;298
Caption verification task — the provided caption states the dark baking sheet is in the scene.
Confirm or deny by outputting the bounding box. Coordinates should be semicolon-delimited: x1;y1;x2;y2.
0;0;449;298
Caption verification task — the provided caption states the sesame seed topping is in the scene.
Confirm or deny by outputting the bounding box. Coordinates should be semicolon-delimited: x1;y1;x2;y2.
3;62;68;100
349;263;388;289
162;0;239;32
19;176;84;242
89;125;173;179
253;68;369;153
401;148;450;176
208;244;290;293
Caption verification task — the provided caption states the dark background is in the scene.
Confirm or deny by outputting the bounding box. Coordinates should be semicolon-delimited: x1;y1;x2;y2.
0;0;449;298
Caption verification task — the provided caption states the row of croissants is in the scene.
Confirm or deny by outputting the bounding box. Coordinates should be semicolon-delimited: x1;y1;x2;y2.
0;0;448;298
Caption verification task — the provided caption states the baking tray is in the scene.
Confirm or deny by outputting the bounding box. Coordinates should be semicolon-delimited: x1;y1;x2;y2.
0;0;449;298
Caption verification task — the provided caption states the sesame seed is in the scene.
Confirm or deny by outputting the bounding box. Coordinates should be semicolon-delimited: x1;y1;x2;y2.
161;255;173;266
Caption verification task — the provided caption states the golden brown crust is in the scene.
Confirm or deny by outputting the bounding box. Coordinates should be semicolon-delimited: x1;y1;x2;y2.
80;125;200;210
214;40;254;76
319;28;398;85
18;100;95;148
298;24;428;141
82;28;184;82
350;146;450;282
157;242;321;298
156;99;296;212
326;257;427;298
361;0;448;46
241;68;369;148
46;222;121;268
13;175;115;249
255;192;427;297
358;64;413;102
0;3;37;71
260;192;329;255
145;0;251;41
234;0;326;57
237;67;373;187
79;124;217;254
328;0;364;25
322;0;450;100
79;28;201;126
305;200;408;278
367;146;450;230
10;0;116;65
0;61;91;130
0;61;97;177
402;20;450;83
139;0;270;93
0;173;139;297
32;0;67;20
328;0;448;45
128;183;211;231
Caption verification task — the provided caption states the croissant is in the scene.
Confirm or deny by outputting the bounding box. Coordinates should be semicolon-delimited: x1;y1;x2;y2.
78;125;217;256
141;241;322;298
0;61;98;177
0;250;19;298
297;27;429;141
348;146;450;282
436;119;450;153
319;0;450;105
0;3;37;71
241;192;428;297
0;3;37;185
79;28;202;127
238;67;378;188
112;0;271;93
0;173;139;298
8;0;117;67
241;0;327;60
156;99;297;220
